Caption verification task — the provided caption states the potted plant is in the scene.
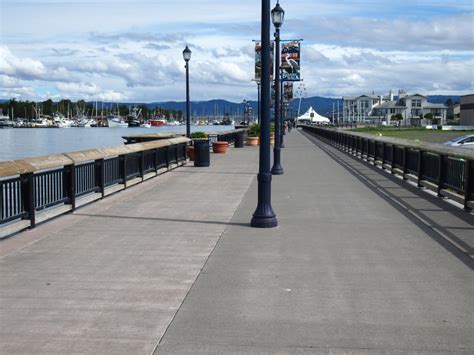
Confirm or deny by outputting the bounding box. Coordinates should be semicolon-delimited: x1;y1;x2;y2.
212;140;228;153
247;123;260;146
188;132;208;161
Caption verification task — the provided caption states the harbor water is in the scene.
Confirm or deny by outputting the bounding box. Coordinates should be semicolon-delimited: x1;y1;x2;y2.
0;126;234;162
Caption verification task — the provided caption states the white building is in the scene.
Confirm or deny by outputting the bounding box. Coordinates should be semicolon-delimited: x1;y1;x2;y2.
342;90;447;125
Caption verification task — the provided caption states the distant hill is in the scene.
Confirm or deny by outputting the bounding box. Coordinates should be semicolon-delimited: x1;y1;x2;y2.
1;95;461;118
129;95;462;118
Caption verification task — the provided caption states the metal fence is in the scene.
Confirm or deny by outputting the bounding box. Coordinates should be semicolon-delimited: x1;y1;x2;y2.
302;126;474;211
0;140;188;231
208;129;247;145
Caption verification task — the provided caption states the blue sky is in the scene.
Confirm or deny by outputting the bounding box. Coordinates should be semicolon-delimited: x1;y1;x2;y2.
0;0;473;102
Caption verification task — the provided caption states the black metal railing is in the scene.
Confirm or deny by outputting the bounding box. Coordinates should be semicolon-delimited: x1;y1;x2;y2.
0;177;25;223
0;138;189;234
208;128;247;145
302;125;474;211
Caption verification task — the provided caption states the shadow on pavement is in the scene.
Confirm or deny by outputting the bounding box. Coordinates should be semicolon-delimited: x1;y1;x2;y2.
302;130;474;270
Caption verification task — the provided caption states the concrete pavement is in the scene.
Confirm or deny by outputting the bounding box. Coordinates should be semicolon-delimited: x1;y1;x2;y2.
1;130;472;354
0;148;259;354
156;130;473;354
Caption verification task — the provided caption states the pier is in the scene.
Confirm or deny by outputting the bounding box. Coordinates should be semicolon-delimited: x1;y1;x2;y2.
1;129;473;354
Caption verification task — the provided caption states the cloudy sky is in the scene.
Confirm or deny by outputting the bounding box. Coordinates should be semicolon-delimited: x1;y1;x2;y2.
0;0;473;102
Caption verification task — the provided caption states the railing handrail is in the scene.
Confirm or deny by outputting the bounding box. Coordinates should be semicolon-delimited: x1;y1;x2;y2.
208;128;248;137
303;126;474;160
0;137;190;178
301;125;473;211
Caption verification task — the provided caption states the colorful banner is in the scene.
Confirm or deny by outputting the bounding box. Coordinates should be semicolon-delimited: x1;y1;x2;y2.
255;41;274;82
283;82;293;102
281;41;300;82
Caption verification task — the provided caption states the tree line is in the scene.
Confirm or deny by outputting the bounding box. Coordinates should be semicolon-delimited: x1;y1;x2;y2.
0;99;183;120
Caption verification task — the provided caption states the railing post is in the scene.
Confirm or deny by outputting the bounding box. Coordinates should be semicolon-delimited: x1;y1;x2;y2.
403;147;408;180
437;155;445;197
154;149;159;173
390;145;395;174
95;159;105;198
64;164;76;211
120;155;127;189
21;172;35;228
381;142;385;169
417;150;423;187
140;151;145;181
463;160;472;211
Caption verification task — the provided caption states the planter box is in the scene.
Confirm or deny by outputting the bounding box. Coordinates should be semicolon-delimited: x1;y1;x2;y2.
212;141;228;154
247;136;259;146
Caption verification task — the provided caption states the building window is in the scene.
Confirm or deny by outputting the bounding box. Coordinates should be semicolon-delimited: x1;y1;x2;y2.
412;99;421;107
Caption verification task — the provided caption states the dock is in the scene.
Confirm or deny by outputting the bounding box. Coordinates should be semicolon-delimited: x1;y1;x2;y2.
1;129;473;354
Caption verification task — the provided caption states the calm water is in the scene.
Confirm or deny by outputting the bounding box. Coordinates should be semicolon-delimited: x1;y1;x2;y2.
0;126;233;162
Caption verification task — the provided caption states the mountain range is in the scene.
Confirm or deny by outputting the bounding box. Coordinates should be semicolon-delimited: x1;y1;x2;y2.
150;95;460;117
0;95;461;118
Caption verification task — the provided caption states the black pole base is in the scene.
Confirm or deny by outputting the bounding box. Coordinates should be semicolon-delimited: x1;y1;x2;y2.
251;173;278;228
271;147;284;175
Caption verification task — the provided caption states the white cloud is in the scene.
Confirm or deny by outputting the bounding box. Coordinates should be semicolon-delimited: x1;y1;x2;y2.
1;1;473;101
0;46;46;77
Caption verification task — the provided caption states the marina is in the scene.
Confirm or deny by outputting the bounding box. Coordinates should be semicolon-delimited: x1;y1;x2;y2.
0;125;234;162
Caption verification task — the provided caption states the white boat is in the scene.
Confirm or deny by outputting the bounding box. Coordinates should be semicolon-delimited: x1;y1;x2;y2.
140;122;151;128
0;114;14;128
76;115;95;127
34;118;50;128
107;114;128;128
53;113;74;128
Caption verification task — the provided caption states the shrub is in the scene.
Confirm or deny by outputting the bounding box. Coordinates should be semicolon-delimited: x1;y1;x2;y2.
248;123;260;137
190;131;208;139
424;112;433;120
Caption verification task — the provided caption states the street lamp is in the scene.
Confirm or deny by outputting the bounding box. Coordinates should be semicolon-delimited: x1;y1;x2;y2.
271;0;284;175
251;0;277;228
183;45;192;137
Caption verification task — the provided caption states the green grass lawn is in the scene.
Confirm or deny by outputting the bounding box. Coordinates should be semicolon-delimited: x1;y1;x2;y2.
349;127;474;143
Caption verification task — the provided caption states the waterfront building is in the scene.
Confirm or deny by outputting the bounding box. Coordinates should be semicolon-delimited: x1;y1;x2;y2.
447;103;461;121
460;94;474;126
342;90;447;125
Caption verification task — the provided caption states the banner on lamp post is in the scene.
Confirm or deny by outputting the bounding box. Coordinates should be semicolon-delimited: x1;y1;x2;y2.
255;41;274;82
283;82;293;102
281;41;300;82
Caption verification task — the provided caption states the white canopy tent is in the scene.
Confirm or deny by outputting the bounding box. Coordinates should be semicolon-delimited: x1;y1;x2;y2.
296;107;330;125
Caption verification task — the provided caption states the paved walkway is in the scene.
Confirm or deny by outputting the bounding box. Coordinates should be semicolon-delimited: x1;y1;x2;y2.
1;130;473;354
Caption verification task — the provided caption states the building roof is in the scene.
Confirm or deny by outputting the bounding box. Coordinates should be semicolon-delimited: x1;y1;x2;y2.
356;95;379;100
424;103;447;109
376;101;406;109
406;94;427;98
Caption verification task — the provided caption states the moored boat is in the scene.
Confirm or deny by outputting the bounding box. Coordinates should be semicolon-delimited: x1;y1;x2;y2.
107;114;128;128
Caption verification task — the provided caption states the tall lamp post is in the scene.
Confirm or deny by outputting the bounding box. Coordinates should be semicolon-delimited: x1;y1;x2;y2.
251;0;277;228
183;45;192;137
271;0;284;175
280;76;286;148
